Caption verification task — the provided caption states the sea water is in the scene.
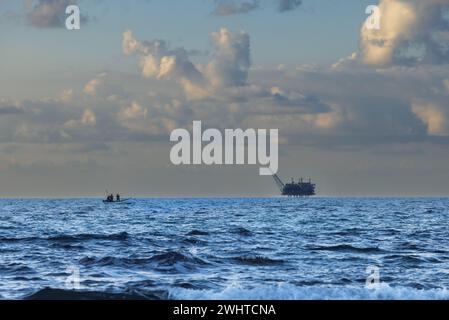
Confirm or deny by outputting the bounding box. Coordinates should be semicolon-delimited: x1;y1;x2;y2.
1;197;449;300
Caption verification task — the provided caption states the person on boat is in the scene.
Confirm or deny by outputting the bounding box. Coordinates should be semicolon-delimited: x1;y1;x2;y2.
116;194;120;202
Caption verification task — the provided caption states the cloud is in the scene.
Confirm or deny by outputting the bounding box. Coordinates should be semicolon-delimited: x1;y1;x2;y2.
6;25;448;154
0;105;24;115
444;79;449;92
120;27;333;139
0;99;24;115
59;89;74;103
117;103;179;136
121;27;333;139
84;78;102;96
257;61;449;148
119;101;148;120
82;73;128;100
122;32;200;84
25;0;88;28
360;0;449;66
277;0;302;12
301;106;343;130
123;28;251;99
84;73;107;96
80;108;96;125
64;109;96;128
212;0;302;15
412;102;449;136
213;0;260;16
206;28;251;87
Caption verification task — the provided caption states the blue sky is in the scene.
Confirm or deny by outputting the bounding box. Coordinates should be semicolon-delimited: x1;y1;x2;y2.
1;0;373;101
1;0;373;78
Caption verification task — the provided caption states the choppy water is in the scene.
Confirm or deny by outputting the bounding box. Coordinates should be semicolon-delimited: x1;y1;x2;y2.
1;198;449;300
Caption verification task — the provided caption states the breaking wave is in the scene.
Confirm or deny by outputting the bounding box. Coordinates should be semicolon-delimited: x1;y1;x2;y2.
170;283;449;300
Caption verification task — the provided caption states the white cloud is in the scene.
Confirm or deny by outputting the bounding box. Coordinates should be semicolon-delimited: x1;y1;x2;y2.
81;108;96;125
412;102;448;136
123;30;205;95
4;25;448;152
119;101;148;120
83;73;107;97
360;0;449;66
122;30;143;55
301;106;343;130
59;89;73;103
206;28;251;88
65;108;96;128
84;79;101;96
123;28;251;100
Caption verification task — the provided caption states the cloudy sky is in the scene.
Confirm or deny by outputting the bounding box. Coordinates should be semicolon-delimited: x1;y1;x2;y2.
1;0;449;197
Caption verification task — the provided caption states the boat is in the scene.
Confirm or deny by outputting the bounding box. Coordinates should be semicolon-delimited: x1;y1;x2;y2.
102;198;132;204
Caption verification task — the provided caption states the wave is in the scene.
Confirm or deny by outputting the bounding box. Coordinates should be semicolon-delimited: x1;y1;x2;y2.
181;237;207;245
169;283;449;300
24;287;168;300
331;228;363;236
0;236;41;242
149;251;209;267
0;264;35;275
51;243;85;250
80;256;149;267
0;232;129;243
398;242;422;250
232;255;285;266
186;230;210;236
21;284;449;300
231;227;253;237
80;251;209;270
306;244;385;254
49;232;129;241
384;254;443;264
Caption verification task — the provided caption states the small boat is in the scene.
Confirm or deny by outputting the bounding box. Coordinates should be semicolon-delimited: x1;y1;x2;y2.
103;198;132;204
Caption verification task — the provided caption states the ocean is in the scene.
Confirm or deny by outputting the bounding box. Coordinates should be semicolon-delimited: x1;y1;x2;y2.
1;197;449;300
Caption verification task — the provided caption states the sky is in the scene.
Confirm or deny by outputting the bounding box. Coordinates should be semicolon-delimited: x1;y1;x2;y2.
1;0;449;197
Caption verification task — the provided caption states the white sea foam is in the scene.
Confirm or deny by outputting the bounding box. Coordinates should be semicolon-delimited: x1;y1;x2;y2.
170;283;449;300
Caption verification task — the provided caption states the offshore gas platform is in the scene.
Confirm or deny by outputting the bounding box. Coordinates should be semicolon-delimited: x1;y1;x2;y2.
272;174;316;197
